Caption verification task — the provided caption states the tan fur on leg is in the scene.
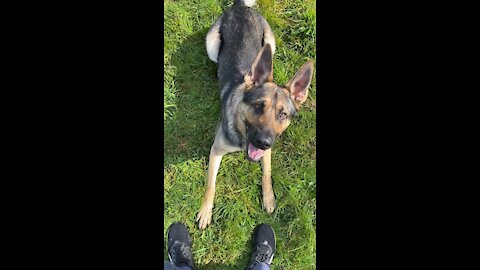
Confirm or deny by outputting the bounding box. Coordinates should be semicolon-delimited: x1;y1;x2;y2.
197;145;224;229
261;149;275;213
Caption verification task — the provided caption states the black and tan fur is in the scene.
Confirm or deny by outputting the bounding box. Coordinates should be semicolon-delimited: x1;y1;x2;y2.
197;0;314;229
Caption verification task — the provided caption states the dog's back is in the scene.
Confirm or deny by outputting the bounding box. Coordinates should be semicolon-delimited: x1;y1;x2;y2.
217;3;264;89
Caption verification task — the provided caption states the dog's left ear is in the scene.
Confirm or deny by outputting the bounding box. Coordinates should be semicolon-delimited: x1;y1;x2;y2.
244;44;274;88
285;60;314;108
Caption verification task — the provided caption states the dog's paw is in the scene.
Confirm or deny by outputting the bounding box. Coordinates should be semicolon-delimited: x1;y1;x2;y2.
196;204;213;230
262;192;276;214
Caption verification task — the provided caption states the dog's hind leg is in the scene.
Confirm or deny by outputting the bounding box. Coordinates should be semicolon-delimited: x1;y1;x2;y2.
206;15;223;63
261;148;276;213
260;17;276;55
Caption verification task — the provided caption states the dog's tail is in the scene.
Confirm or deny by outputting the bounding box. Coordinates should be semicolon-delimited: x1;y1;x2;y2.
235;0;256;7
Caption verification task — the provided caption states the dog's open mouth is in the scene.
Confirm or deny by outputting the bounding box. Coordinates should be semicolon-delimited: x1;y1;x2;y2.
247;142;265;162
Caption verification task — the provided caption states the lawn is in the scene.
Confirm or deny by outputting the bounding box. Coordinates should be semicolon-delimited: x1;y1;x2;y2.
164;0;316;269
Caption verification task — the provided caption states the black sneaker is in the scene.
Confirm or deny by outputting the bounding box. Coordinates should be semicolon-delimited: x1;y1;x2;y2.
247;224;276;269
166;222;195;269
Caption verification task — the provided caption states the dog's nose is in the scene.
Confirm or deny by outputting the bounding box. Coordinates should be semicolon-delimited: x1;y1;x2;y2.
256;136;272;149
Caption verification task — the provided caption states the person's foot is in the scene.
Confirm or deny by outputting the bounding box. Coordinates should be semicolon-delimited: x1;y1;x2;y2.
247;224;276;269
167;222;195;269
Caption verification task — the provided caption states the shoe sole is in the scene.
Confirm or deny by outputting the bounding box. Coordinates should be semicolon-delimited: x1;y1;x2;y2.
269;226;276;264
166;226;173;262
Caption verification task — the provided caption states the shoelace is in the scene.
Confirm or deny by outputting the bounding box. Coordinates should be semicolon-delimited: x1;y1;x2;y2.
253;243;273;264
169;241;193;265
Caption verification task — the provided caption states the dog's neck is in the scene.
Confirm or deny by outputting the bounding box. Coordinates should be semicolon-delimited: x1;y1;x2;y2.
219;82;248;149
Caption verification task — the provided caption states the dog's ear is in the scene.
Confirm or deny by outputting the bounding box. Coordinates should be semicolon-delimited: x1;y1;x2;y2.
244;44;273;88
285;60;314;108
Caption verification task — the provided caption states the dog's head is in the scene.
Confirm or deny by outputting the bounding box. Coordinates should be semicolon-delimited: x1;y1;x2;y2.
240;43;314;162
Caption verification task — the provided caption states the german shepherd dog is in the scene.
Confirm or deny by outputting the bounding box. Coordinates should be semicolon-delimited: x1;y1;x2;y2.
197;0;314;229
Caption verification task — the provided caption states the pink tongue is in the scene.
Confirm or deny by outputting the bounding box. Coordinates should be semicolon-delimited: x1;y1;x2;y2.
248;143;265;160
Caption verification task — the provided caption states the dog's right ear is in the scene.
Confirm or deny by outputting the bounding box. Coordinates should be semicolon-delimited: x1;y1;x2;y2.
244;44;273;88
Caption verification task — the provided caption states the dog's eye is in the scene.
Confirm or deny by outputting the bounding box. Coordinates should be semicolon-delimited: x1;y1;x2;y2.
254;103;263;112
279;112;287;120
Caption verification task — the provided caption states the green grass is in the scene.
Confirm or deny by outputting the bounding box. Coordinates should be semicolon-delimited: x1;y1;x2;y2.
164;0;316;269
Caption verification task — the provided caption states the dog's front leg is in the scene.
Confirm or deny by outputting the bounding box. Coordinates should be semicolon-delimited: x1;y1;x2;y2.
197;145;224;229
261;148;276;213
